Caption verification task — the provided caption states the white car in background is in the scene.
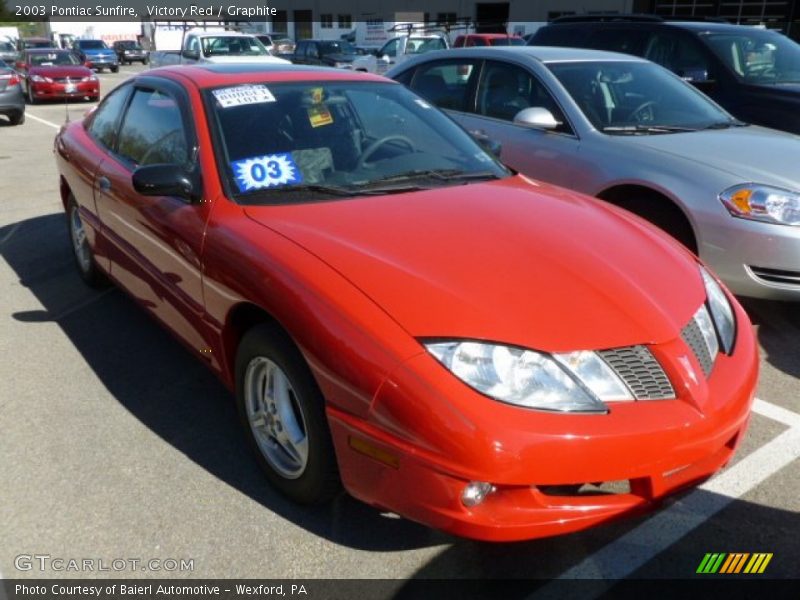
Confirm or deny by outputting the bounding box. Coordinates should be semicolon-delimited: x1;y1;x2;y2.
352;33;448;74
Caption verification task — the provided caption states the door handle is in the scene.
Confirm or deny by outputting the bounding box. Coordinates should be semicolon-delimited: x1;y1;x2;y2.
97;176;111;192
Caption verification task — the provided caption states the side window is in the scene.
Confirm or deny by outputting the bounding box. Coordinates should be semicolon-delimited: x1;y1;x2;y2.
295;41;306;55
409;59;480;112
381;38;399;58
116;89;189;166
187;36;199;53
307;43;319;58
88;85;131;150
477;61;571;132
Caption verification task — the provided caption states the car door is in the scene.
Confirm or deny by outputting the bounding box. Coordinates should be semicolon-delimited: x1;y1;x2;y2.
454;59;581;187
93;78;213;356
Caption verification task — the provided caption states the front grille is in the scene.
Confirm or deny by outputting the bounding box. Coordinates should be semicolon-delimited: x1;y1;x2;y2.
598;346;675;400
748;265;800;288
681;318;714;377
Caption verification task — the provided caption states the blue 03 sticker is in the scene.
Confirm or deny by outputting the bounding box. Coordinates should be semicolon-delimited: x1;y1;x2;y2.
231;153;302;192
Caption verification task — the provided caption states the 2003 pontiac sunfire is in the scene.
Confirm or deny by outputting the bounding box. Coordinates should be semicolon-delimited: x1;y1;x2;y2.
54;64;758;541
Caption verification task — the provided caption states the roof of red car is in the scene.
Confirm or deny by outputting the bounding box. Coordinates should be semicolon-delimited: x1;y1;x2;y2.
150;64;391;89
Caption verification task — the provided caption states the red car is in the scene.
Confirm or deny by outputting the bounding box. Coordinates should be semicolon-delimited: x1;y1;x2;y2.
17;49;99;104
453;33;525;47
54;65;757;541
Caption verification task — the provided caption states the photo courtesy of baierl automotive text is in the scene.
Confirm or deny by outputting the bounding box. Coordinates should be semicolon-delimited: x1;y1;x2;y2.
1;0;799;597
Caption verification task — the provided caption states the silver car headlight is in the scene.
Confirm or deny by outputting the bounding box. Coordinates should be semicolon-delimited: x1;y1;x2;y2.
700;266;736;354
720;183;800;226
424;341;635;413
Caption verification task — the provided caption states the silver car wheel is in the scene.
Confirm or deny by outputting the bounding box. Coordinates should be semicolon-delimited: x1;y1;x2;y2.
244;356;309;479
69;205;91;274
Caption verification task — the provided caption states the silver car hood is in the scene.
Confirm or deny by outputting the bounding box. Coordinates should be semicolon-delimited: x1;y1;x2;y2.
622;126;800;190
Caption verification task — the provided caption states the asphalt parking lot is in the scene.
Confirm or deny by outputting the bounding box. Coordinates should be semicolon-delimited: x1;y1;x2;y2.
0;64;799;585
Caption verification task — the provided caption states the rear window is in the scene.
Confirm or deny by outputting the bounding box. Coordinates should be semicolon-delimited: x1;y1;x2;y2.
490;38;525;46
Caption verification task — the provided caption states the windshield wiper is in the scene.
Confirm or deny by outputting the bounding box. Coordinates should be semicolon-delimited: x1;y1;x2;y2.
602;124;699;134
699;119;749;130
236;183;366;199
363;169;502;185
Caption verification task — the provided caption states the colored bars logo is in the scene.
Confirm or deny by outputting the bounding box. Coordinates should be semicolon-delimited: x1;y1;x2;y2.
697;553;773;574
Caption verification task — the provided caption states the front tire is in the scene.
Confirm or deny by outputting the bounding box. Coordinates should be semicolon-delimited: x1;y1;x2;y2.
111;65;119;73
27;86;36;105
235;323;340;504
67;196;105;287
9;111;24;125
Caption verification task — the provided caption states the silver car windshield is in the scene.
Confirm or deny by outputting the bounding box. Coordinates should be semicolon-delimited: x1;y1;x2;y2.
548;61;737;134
208;81;507;202
201;36;269;57
702;29;800;84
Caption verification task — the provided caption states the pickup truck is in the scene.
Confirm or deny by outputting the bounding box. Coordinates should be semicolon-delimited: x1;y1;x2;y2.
150;31;289;68
351;33;448;74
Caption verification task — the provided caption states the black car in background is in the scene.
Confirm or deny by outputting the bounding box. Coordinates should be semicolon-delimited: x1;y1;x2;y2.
0;59;25;125
112;40;149;65
289;39;360;68
530;16;800;134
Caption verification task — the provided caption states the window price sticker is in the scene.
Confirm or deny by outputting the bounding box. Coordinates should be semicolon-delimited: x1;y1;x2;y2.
231;153;303;192
213;85;276;108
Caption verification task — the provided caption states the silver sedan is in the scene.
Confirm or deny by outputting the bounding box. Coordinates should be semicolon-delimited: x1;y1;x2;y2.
388;47;800;300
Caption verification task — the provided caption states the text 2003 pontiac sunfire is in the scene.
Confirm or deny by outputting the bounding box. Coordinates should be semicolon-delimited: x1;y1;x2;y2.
55;65;758;541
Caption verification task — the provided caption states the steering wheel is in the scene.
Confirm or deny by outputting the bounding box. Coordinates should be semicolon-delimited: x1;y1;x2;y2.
627;100;657;123
357;135;416;169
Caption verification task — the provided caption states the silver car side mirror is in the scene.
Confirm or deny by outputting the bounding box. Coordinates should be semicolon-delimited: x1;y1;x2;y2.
514;107;560;131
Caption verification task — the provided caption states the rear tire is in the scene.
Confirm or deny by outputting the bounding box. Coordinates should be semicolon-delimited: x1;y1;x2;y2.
235;323;340;505
9;111;24;125
67;196;106;288
111;66;119;73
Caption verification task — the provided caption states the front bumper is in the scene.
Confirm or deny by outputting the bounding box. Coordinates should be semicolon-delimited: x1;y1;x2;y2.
327;301;758;541
31;81;99;99
700;214;800;300
85;58;118;68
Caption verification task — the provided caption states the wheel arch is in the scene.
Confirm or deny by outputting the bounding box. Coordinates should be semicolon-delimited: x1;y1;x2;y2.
596;183;699;254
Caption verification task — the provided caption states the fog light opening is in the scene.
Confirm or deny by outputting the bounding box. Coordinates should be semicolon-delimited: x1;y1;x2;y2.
461;481;495;507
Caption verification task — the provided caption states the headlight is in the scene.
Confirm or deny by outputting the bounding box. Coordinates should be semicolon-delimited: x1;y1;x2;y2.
81;75;97;82
30;74;48;83
720;183;800;226
700;266;736;354
424;341;635;413
334;61;352;69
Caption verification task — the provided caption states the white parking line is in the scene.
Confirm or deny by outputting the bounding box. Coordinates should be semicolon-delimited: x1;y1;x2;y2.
24;112;61;130
532;398;800;596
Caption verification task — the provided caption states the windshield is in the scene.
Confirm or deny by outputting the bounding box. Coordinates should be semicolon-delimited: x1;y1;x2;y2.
490;38;525;46
201;36;268;57
702;29;800;84
407;37;447;54
77;41;107;50
208;81;508;202
30;52;80;66
0;59;7;69
0;42;14;52
548;60;736;134
319;41;356;55
119;41;140;49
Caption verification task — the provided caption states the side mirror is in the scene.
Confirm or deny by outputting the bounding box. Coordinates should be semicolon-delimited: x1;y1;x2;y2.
181;49;200;60
469;130;502;158
381;54;391;62
132;164;199;202
513;107;560;131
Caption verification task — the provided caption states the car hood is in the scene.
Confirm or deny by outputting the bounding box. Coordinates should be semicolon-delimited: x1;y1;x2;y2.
621;125;800;189
244;177;704;352
205;55;290;64
29;65;92;78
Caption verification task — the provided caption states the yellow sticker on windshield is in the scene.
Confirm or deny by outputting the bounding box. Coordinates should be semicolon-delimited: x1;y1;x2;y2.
307;105;333;128
309;87;324;104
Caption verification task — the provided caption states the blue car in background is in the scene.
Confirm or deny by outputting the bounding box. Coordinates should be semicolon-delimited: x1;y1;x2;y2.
72;39;119;73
